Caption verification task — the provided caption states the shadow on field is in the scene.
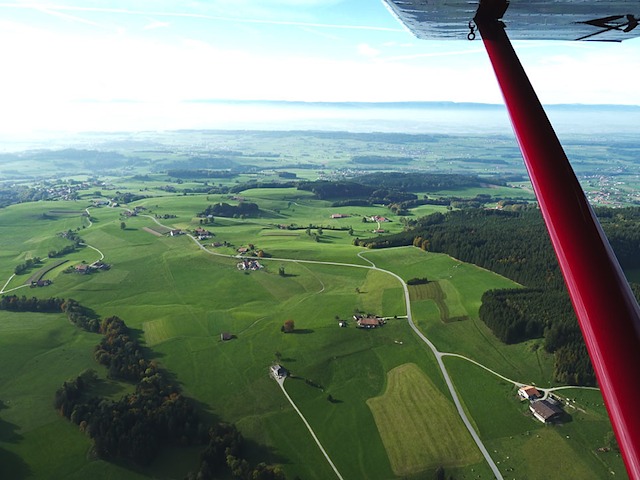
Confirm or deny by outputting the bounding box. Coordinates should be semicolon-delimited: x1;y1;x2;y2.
243;438;289;467
129;327;166;360
0;401;23;444
90;378;128;398
0;447;31;479
291;329;314;334
0;402;30;479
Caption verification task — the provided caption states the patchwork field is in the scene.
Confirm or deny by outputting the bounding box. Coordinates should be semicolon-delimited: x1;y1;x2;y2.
0;182;625;480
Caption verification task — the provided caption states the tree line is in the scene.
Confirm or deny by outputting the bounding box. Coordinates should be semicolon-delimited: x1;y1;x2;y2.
354;206;640;386
2;295;284;476
479;288;595;385
199;201;260;218
13;257;42;275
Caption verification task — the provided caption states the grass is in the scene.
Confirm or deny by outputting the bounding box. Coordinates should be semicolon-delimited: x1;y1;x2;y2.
0;188;624;479
444;356;628;479
367;363;482;475
0;311;150;479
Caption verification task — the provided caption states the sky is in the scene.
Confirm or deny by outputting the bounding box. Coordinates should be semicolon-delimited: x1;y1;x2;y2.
1;0;640;134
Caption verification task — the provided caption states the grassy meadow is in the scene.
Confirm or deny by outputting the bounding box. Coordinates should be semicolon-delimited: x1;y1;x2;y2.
0;156;625;480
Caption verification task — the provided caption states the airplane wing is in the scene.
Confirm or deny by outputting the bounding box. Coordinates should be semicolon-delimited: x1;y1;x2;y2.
383;0;640;41
382;1;640;479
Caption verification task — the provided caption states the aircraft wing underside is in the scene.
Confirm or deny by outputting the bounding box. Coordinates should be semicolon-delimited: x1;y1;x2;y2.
383;0;640;41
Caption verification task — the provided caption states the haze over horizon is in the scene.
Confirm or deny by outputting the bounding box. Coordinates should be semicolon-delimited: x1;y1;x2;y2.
2;1;640;135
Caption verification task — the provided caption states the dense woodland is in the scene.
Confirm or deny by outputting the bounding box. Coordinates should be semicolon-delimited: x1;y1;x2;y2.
355;206;640;386
354;172;494;191
199;201;260;218
1;295;283;477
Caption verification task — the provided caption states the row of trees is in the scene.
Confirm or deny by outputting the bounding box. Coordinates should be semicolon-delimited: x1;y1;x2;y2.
0;294;64;313
14;257;41;275
45;298;284;476
2;294;285;474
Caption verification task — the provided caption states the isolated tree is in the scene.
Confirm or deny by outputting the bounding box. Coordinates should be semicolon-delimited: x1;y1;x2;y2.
282;320;295;333
278;266;285;277
120;221;126;230
274;351;282;362
317;227;323;235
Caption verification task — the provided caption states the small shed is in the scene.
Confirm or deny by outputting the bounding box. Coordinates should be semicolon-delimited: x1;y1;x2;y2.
220;332;234;341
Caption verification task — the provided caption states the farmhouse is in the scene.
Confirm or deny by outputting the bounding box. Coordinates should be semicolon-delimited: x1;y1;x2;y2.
354;315;385;329
194;227;213;239
270;364;288;379
169;229;183;236
331;213;348;219
529;399;564;424
74;264;90;274
518;385;542;401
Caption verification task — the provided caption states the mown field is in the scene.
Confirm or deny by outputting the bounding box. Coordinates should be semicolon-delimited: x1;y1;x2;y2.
0;185;625;480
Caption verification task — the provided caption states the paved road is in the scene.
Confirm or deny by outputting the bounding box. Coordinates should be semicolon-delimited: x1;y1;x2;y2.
147;217;604;480
274;375;344;480
357;252;505;480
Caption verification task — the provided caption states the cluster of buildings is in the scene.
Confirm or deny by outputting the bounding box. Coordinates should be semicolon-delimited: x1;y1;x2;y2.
518;385;565;424
74;261;110;274
121;206;147;217
193;227;213;240
236;259;263;271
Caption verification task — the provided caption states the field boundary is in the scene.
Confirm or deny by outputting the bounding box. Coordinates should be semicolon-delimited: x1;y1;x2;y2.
26;259;68;284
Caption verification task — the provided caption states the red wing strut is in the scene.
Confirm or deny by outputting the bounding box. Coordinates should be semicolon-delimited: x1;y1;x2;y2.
383;1;640;478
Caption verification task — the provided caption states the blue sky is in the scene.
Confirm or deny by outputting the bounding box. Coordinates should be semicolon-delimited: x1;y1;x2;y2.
1;0;640;133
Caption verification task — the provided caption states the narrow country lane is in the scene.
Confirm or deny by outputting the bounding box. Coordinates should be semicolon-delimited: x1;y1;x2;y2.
275;375;345;480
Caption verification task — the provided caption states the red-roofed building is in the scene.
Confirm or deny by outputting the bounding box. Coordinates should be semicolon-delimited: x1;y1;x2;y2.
518;385;542;401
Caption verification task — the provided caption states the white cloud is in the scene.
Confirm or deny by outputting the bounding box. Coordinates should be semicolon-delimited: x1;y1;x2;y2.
143;19;170;30
357;43;380;57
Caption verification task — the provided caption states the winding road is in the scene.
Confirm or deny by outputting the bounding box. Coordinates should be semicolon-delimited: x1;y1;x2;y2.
1;210;595;479
169;224;599;480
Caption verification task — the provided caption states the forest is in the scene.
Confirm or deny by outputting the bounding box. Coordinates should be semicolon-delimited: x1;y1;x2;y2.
354;172;495;191
199;201;261;218
1;294;282;478
354;206;640;385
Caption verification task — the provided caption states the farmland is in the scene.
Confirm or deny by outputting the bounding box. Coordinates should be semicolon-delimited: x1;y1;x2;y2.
0;130;632;480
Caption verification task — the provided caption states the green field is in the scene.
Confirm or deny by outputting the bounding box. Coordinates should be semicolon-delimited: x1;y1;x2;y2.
0;143;628;480
445;356;627;479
